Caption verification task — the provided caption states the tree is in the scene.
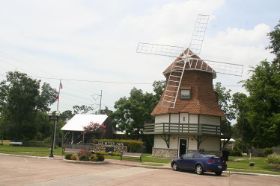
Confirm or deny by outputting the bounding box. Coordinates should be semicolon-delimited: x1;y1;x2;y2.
230;20;280;149
73;105;94;114
231;92;253;150
111;81;164;152
214;82;235;147
112;88;155;137
267;20;280;59
243;60;280;147
0;71;57;140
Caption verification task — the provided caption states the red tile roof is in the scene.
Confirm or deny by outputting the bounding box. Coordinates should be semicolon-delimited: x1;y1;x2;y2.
163;49;216;78
152;50;224;117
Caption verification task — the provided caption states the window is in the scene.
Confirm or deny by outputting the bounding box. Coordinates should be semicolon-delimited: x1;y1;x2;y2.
181;89;191;100
183;153;193;159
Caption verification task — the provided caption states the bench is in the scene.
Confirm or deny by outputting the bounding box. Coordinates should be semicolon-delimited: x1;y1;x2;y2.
9;142;23;146
121;152;142;162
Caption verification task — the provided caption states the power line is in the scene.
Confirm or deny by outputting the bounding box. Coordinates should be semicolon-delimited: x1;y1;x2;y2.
33;75;153;85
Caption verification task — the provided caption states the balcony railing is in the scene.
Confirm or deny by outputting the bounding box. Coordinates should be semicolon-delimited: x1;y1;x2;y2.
144;123;220;136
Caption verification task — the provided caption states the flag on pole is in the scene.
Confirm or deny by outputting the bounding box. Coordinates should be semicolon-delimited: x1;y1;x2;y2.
59;81;63;90
56;80;62;113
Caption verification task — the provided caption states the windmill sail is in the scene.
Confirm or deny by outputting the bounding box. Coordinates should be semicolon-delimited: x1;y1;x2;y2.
136;42;243;77
136;14;243;109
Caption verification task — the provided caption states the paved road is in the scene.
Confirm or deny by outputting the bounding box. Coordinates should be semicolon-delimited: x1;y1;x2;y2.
0;154;279;186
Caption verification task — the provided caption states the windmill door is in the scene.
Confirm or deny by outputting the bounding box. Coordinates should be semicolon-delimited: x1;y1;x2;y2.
179;138;187;157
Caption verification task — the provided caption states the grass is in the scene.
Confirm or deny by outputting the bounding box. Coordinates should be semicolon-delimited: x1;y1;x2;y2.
142;153;170;164
227;156;280;175
0;145;63;157
105;153;171;164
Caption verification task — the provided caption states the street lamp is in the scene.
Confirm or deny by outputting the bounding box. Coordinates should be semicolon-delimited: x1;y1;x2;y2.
49;112;59;158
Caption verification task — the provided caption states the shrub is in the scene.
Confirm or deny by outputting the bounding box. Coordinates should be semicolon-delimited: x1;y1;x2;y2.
267;153;280;164
264;148;273;156
94;139;144;153
89;154;97;161
79;155;89;161
22;140;50;147
96;154;105;161
70;153;79;160
65;153;72;160
229;148;242;156
111;152;121;156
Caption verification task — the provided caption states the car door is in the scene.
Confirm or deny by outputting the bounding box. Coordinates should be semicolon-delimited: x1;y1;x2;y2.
181;153;193;170
190;153;202;170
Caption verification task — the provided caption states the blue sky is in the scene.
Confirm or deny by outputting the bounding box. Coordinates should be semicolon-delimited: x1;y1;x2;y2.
0;0;279;112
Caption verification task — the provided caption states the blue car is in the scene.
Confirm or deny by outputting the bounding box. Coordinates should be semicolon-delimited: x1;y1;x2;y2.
171;152;227;176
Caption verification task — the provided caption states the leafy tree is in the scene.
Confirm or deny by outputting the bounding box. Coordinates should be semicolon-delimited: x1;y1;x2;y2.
111;81;164;152
231;92;253;150
73;105;94;114
0;71;57;140
112;88;155;137
267;20;280;59
214;82;235;147
59;110;74;121
152;80;165;102
244;60;280;147
230;20;280;149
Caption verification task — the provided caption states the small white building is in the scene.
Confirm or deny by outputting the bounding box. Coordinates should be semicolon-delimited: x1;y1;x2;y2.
61;114;111;144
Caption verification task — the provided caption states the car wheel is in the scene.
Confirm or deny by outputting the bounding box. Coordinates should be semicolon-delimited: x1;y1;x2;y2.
195;164;204;175
215;171;222;176
172;163;178;171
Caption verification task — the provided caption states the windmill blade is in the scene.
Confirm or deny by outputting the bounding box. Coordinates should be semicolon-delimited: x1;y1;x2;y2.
186;58;244;77
205;60;244;77
189;14;210;55
136;42;183;58
136;43;244;77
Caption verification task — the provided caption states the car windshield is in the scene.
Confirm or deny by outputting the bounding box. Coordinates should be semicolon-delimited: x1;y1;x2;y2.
182;153;217;159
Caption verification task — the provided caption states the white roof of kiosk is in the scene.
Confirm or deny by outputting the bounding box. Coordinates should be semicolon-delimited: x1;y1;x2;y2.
61;114;108;131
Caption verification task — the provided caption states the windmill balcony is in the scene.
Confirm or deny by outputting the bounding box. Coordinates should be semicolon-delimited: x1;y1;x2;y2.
144;123;220;136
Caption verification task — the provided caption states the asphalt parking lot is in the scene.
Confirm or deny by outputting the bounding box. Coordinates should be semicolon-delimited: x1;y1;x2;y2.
0;154;280;186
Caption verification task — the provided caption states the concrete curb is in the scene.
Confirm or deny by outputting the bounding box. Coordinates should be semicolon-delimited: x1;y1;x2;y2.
0;152;63;160
63;158;108;165
227;170;280;177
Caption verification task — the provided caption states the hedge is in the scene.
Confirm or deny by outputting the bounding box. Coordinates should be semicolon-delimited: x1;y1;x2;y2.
267;153;280;164
94;139;144;153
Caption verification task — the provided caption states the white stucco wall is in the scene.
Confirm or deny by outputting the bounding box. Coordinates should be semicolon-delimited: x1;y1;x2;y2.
200;136;220;151
188;136;197;150
189;114;198;124
153;135;178;149
200;115;220;126
170;135;179;149
170;114;179;123
180;113;189;124
155;114;169;123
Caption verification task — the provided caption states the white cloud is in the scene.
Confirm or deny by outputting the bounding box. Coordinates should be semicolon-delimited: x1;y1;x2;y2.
0;0;274;111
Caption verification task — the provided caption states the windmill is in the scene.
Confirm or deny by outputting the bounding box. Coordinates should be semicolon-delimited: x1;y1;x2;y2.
136;14;243;108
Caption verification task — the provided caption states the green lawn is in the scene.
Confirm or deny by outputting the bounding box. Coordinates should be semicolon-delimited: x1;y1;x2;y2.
227;156;280;175
0;145;63;157
105;153;170;165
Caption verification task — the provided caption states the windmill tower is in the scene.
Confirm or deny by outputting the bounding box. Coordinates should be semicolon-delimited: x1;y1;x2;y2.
139;15;243;158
